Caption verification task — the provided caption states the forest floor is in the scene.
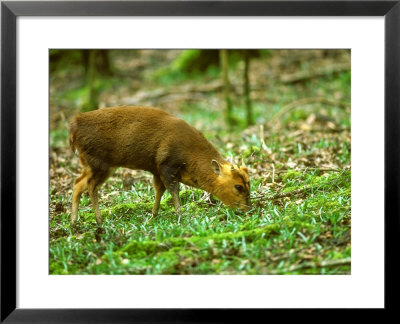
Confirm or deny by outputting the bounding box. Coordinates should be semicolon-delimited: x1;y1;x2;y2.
49;49;351;274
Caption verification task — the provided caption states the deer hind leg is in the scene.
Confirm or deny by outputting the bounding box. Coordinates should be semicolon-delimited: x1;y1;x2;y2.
159;164;181;215
71;168;90;226
87;166;111;226
168;182;181;215
152;175;166;217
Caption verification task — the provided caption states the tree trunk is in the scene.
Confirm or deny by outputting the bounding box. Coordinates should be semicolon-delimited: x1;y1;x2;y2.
220;50;234;127
97;50;113;77
82;50;99;112
243;50;254;126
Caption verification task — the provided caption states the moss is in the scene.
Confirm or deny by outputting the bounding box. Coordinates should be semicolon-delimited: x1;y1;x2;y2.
239;220;258;231
279;220;317;230
282;170;302;183
78;202;154;223
162;195;173;206
243;145;261;158
82;212;96;222
163;189;204;207
182;202;204;214
112;202;153;216
116;223;281;259
118;240;170;256
49;262;68;274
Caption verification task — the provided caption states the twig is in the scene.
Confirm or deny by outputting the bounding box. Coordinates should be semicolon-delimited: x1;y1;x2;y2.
144;214;154;225
279;63;350;84
272;163;275;184
267;187;310;200
261;167;343;174
196;201;219;207
268;97;349;125
63;168;80;178
121;81;224;105
253;169;349;201
267;257;351;274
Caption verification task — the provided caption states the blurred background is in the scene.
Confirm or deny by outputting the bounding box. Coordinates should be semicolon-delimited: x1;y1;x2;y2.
50;49;350;140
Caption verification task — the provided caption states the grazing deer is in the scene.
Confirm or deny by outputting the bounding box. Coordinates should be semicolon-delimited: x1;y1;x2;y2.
69;106;250;226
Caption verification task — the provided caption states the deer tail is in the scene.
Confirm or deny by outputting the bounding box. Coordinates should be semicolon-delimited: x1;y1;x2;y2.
68;120;78;155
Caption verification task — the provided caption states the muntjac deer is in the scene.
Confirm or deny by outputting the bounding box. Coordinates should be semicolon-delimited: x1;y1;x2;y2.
69;106;250;226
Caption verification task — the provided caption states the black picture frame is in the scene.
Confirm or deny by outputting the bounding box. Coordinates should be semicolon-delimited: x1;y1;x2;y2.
1;0;399;322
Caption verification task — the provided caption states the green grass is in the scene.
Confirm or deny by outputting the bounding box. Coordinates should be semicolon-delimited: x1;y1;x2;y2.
50;162;351;275
49;49;351;275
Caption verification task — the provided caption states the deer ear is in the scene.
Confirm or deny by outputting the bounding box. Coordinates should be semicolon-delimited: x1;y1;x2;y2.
240;166;249;174
211;160;221;175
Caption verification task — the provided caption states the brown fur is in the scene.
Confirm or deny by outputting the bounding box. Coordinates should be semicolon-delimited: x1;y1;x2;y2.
69;106;250;226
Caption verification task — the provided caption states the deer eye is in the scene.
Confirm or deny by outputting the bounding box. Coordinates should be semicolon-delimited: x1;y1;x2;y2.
235;185;244;192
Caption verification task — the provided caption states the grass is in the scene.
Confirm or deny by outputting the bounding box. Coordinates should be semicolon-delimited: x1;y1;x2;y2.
50;176;350;274
49;138;351;275
49;49;351;275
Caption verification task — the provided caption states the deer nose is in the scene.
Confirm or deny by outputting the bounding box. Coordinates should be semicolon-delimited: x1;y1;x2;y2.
240;201;251;212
